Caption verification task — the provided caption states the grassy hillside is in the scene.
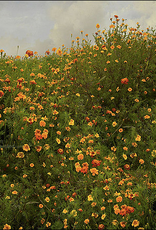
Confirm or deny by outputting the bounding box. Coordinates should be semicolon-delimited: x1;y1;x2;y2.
0;16;156;229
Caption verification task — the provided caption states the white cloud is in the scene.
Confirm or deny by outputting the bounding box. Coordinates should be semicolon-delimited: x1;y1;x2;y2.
48;1;109;49
0;1;155;57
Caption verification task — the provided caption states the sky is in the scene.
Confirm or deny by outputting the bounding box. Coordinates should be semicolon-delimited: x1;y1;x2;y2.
0;1;156;57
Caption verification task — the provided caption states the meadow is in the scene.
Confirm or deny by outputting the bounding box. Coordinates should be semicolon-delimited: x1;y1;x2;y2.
0;16;156;229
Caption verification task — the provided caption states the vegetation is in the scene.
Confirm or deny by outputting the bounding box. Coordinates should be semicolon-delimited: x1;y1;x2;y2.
0;16;156;230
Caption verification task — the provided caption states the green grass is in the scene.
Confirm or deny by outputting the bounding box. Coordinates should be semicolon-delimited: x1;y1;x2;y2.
0;16;156;230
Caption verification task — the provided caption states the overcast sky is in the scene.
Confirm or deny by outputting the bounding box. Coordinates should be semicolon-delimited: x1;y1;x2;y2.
0;1;156;57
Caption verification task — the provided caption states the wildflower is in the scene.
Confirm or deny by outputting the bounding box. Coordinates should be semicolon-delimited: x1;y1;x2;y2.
120;221;127;228
88;194;93;201
128;87;132;92
12;190;18;195
52;47;56;52
116;196;122;202
119;128;123;133
46;222;51;227
23;174;27;178
70;210;77;217
144;115;150;119
90;168;99;176
45;50;50;55
112;121;117;127
96;24;100;28
35;146;42;152
110;24;115;28
26;50;33;57
3;224;11;230
101;213;106;220
121;78;129;84
69;119;74;125
98;224;105;230
39;120;46;127
91;202;97;207
135;98;139;102
132;142;138;147
63;209;68;214
56;48;62;56
53;110;59;115
30;163;34;167
132;220;140;227
65;126;71;131
123;154;127;160
92;159;101;167
39;204;43;208
56;138;61;144
112;220;118;226
135;135;141;141
123;147;128;151
114;208;120;214
110;45;115;49
84;219;89;224
103;185;109;190
76;165;82;172
124;164;130;170
23;144;30;152
45;197;50;202
95;133;99;138
77;154;84;160
139;159;144;164
16;152;25;158
0;90;4;98
117;45;121;49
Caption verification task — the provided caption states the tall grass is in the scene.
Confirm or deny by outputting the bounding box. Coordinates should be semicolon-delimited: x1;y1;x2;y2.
0;16;156;230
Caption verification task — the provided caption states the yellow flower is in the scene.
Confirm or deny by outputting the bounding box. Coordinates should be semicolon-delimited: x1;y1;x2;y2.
112;121;117;127
132;220;140;227
70;210;77;217
69;119;74;125
3;224;11;230
76;93;80;97
12;190;18;195
123;154;127;160
30;163;34;167
128;88;132;92
96;24;100;28
23;144;30;152
112;220;118;226
56;138;61;144
63;209;68;214
101;213;106;220
45;197;50;202
88;194;93;201
135;135;141;141
56;48;62;56
16;152;25;158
